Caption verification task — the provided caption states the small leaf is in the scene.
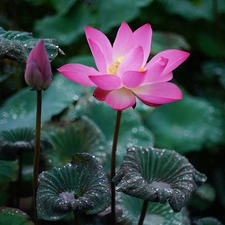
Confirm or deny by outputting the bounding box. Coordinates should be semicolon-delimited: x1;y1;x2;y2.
0;27;64;63
37;153;110;221
0;207;34;225
113;146;207;212
43;116;107;167
118;193;191;225
0;128;35;160
0;160;18;191
194;217;224;225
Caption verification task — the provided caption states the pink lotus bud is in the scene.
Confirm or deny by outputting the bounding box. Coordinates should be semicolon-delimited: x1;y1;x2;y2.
25;39;52;91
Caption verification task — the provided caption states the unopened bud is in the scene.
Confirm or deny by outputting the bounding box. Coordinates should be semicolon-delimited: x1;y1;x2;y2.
25;39;52;91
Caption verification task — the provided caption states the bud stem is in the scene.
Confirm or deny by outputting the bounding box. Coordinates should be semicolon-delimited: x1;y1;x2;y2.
33;90;42;225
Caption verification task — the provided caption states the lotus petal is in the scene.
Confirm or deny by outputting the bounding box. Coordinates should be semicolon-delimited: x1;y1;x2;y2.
113;146;207;212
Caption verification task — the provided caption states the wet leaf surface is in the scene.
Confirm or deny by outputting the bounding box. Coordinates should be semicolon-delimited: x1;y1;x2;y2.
0;74;84;132
42;116;108;168
113;146;207;212
37;153;110;221
118;193;191;225
0;27;64;63
63;96;154;171
0;207;34;225
0;128;35;160
194;217;224;225
143;91;225;153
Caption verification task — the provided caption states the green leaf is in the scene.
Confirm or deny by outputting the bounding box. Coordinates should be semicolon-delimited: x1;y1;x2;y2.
0;74;84;132
143;91;225;153
161;0;225;21
0;27;64;63
194;217;224;225
34;4;93;46
35;0;154;45
43;116;108;168
49;0;77;15
0;160;18;191
0;207;34;225
0;128;35;160
118;193;191;225
97;0;154;32
37;153;110;221
151;31;190;55
64;96;154;169
113;146;206;212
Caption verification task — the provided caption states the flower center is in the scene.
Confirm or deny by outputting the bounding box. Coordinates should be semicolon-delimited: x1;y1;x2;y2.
107;56;124;75
107;56;145;75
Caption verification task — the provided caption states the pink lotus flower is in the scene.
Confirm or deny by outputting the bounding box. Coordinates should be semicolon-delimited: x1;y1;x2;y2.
58;22;189;110
25;39;52;91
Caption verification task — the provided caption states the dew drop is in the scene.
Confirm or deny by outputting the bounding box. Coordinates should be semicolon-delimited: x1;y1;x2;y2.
132;128;137;133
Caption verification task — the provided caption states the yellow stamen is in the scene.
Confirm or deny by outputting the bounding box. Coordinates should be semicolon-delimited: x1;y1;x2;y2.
107;56;124;75
139;66;145;72
107;56;145;75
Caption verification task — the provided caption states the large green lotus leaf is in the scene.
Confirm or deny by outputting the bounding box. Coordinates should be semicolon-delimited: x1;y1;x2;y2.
113;146;206;212
34;4;93;46
194;217;224;225
97;0;154;32
162;0;225;21
151;31;190;55
37;153;110;221
48;0;77;15
118;193;191;225
0;27;64;63
143;92;225;153
0;160;18;191
42;116;107;168
35;0;154;45
64;96;154;168
0;74;84;132
0;207;34;225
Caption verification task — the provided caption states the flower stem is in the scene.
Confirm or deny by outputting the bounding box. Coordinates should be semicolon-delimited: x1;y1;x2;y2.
138;200;149;225
110;110;122;225
33;90;42;225
74;211;80;225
